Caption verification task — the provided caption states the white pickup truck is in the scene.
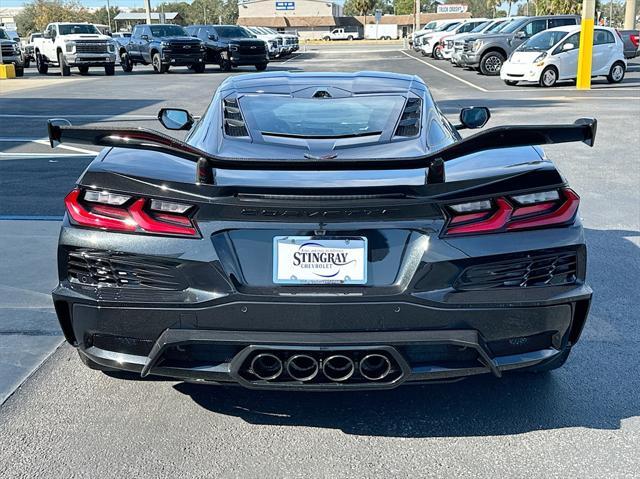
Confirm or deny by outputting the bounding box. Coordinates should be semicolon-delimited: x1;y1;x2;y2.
33;22;116;76
323;28;360;41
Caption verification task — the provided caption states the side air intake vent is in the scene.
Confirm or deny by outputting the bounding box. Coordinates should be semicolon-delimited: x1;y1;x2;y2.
394;98;422;137
67;249;187;291
455;251;578;290
223;98;249;137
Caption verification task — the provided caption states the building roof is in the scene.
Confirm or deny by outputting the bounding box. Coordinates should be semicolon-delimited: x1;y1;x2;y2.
113;12;181;21
238;13;471;29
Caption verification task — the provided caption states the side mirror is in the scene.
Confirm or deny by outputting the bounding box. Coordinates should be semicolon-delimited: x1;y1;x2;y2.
515;31;526;39
562;42;575;51
43;30;51;39
158;108;194;131
208;34;217;40
141;34;149;41
458;106;490;130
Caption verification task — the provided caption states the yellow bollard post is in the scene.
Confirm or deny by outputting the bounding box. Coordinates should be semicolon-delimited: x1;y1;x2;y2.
0;63;17;79
576;0;596;90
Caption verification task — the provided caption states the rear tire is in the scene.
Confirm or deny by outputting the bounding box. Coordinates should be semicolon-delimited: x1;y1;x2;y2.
539;66;558;87
23;58;30;68
78;66;89;75
220;58;232;71
58;50;70;76
432;43;443;60
120;51;133;72
607;61;625;83
104;64;115;76
152;52;167;73
192;62;205;73
14;65;24;77
323;36;331;41
255;63;267;71
479;51;504;76
36;53;48;74
347;35;354;41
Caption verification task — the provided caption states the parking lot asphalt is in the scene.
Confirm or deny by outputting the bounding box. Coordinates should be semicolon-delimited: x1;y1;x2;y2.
0;43;639;477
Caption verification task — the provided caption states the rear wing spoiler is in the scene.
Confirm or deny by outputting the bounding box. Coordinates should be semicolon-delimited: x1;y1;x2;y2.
47;118;596;184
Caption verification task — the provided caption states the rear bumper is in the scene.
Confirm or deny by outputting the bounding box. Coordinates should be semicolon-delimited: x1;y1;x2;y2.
79;328;569;390
54;286;592;389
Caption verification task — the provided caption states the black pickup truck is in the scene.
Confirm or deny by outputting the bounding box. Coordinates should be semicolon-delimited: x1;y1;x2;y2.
119;24;205;73
185;25;268;71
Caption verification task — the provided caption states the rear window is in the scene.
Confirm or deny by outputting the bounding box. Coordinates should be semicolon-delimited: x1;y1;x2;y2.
149;25;187;37
240;96;405;138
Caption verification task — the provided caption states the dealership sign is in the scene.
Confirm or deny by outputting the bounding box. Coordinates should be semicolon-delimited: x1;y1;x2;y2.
276;1;295;10
436;4;468;13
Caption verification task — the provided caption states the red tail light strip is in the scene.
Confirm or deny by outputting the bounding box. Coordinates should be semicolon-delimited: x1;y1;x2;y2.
507;189;579;231
65;189;136;232
64;189;198;237
129;199;197;236
446;198;512;235
444;189;580;236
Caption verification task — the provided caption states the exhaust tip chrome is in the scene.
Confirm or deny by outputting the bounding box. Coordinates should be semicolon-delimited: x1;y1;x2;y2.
322;354;355;382
286;354;319;382
250;353;283;381
359;353;392;381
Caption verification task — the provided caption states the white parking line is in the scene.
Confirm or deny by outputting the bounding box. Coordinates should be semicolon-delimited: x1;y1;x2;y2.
0;137;101;156
0;114;157;119
401;50;488;93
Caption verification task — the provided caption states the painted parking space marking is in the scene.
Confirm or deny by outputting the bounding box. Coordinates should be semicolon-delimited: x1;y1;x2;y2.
401;50;489;92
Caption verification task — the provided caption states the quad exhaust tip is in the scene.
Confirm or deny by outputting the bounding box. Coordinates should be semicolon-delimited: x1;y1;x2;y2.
322;354;355;382
359;353;392;381
250;353;283;380
286;354;319;382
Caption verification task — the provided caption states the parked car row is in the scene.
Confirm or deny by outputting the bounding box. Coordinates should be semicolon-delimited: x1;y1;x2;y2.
12;22;300;77
412;15;635;87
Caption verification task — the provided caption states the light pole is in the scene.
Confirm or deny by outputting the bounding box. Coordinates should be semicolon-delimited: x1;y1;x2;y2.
624;0;637;29
106;0;112;32
144;0;152;24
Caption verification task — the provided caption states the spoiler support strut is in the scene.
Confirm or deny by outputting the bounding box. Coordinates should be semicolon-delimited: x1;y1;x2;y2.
47;118;597;185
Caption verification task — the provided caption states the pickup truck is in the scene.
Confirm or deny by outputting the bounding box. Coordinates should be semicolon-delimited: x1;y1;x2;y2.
0;27;25;76
23;32;42;67
323;28;360;41
185;24;268;71
119;24;205;73
33;22;117;76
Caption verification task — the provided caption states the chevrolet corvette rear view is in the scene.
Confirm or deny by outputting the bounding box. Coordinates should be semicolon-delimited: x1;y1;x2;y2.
48;71;594;390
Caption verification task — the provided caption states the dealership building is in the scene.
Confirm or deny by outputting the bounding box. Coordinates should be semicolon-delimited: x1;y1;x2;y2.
238;0;468;40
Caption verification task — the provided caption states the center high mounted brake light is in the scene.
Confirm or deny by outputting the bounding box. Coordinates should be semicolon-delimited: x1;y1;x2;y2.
64;189;199;237
443;189;579;236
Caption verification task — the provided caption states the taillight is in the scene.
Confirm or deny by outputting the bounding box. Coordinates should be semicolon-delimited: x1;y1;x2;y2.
630;34;639;48
64;188;199;237
443;188;579;236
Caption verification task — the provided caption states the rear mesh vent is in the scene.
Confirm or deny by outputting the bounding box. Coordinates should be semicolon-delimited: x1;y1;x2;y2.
67;250;187;291
394;98;422;137
223;98;249;137
455;252;577;290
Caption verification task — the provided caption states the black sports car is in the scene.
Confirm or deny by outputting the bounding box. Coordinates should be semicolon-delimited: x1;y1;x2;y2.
49;71;594;390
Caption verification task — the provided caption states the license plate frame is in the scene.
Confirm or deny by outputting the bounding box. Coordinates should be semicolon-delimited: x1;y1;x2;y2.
273;236;368;285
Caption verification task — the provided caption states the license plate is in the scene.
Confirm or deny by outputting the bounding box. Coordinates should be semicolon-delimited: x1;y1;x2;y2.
273;236;367;285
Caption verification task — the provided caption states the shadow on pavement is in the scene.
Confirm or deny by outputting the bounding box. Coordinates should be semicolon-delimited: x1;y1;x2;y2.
174;227;640;438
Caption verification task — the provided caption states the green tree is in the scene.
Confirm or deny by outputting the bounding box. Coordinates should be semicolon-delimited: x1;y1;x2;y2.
91;6;120;29
15;0;91;36
344;0;376;15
